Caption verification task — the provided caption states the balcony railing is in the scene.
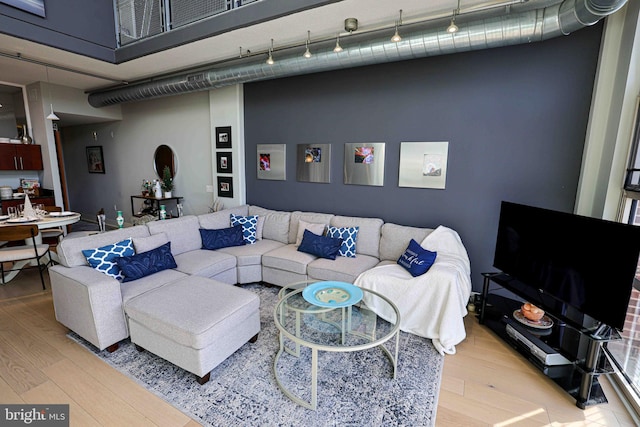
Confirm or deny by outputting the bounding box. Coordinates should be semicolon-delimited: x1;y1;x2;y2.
115;0;258;46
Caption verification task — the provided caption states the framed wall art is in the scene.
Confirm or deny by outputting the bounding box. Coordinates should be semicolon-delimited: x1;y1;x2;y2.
216;152;233;174
215;126;232;149
344;142;385;186
296;143;331;183
257;144;286;180
398;141;449;189
217;176;234;198
86;146;105;174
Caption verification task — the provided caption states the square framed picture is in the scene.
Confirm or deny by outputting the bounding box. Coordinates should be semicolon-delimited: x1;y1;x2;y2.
86;146;105;174
296;143;331;183
257;144;286;180
215;126;232;149
216;152;233;174
217;176;234;198
344;142;385;186
398;142;449;189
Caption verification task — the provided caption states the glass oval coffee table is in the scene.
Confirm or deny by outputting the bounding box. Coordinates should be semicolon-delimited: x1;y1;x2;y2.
273;280;401;410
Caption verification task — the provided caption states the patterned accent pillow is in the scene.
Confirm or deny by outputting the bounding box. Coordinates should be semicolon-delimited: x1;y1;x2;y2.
297;229;343;260
82;238;135;281
397;239;437;277
200;225;245;250
116;242;178;283
326;226;359;258
230;214;258;244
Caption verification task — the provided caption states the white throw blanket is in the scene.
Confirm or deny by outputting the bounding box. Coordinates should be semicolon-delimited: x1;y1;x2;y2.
354;226;472;355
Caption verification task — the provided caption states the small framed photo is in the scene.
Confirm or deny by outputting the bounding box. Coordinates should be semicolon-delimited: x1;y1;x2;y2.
86;146;105;174
257;144;286;180
216;152;233;174
216;126;232;149
217;176;234;198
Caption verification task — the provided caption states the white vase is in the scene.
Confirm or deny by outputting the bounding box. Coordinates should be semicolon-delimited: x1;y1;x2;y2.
164;191;172;198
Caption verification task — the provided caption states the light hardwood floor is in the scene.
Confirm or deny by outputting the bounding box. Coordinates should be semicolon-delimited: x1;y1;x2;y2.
0;276;637;426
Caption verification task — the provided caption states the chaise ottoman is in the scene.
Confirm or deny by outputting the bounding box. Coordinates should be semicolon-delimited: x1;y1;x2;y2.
124;275;260;384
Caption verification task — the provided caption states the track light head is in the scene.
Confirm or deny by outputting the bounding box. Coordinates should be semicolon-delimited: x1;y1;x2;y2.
447;18;458;33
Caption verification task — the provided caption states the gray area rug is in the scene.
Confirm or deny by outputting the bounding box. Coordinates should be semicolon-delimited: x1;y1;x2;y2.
69;284;443;426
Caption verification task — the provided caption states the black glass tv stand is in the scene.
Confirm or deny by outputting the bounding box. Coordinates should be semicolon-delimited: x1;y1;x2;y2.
478;272;620;409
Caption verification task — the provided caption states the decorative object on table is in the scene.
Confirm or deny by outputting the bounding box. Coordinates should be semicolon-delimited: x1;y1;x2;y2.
301;281;364;308
257;144;286;180
86;146;105;173
154;180;162;198
21;193;37;218
176;203;183;217
216;152;233;174
215;126;232;149
210;198;223;212
344;142;385;186
98;208;106;232
141;179;151;196
20;178;40;196
296;143;331;183
398;142;449;189
217;176;234;198
161;165;174;197
116;210;124;228
513;308;554;329
159;205;167;220
20;124;33;144
0;186;12;199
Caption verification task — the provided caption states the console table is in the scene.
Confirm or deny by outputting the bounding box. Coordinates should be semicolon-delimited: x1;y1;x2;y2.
131;195;183;219
479;272;619;409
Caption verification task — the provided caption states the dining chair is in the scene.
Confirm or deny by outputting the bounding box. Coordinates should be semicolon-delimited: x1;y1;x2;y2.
0;224;51;290
41;206;65;247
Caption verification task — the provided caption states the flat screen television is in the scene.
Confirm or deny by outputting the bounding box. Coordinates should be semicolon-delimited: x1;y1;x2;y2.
493;201;640;331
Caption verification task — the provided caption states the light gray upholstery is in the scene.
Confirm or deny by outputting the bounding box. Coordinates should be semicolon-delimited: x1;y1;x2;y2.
120;269;187;304
379;223;434;262
329;215;383;258
249;205;290;244
132;232;169;253
146;215;201;255
217;239;284;267
262;244;317;275
173;249;236;281
288;211;335;244
125;276;260;378
307;254;379;283
198;205;249;230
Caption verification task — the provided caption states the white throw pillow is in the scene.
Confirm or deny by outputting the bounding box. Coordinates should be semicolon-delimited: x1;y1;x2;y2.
133;232;169;253
295;220;326;246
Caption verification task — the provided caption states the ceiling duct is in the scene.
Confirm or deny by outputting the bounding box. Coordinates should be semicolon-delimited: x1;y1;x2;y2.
88;0;627;107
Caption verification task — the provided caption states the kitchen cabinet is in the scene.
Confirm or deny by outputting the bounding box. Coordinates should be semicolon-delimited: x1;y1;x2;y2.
0;144;43;170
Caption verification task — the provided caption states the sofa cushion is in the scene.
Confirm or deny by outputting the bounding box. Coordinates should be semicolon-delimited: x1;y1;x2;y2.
217;239;285;267
295;220;327;246
326;226;359;258
146;215;201;255
132;232;169;253
307;254;379;283
262;244;317;275
289;211;335;244
173;249;236;278
379;223;434;262
197;205;249;230
82;238;135;281
120;269;188;304
297;230;342;260
397;239;437;277
58;225;150;267
249;206;291;244
200;225;245;250
230;214;258;244
116;242;178;282
330;215;383;258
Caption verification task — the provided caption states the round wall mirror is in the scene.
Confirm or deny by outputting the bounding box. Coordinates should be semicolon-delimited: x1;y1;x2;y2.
154;144;176;179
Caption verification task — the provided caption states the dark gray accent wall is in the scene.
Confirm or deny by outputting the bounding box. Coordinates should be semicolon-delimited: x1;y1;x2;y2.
244;23;603;291
0;0;116;62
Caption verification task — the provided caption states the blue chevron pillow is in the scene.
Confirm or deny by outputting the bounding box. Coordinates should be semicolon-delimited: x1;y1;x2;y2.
116;242;177;283
326;226;359;258
82;238;135;281
230;214;258;244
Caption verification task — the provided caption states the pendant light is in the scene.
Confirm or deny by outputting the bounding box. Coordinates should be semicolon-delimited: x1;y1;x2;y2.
266;39;275;65
303;31;312;58
45;66;59;121
333;34;343;53
447;0;461;34
391;10;403;43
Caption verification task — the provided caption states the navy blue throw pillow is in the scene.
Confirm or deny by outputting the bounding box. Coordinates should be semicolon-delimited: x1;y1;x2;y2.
297;229;343;260
397;239;437;277
116;242;178;283
200;225;245;250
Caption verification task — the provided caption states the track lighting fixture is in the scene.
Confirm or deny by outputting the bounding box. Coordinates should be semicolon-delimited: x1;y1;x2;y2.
447;0;461;33
333;34;343;53
266;39;275;65
391;10;402;43
303;31;312;58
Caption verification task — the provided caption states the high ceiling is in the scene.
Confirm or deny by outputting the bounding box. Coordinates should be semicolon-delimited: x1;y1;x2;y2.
0;0;505;92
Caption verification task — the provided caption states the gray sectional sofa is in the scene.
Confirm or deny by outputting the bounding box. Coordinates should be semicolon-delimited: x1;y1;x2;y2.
49;204;440;355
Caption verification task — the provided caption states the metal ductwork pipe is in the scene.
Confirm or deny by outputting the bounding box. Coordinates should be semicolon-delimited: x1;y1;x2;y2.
88;0;627;107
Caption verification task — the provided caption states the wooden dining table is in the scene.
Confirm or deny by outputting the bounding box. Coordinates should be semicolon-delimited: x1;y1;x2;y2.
0;212;81;282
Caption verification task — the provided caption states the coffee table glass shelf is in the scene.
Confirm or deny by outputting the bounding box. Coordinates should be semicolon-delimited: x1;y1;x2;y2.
274;280;401;410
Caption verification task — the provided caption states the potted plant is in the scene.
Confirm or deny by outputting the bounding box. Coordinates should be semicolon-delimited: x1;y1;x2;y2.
161;166;174;198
